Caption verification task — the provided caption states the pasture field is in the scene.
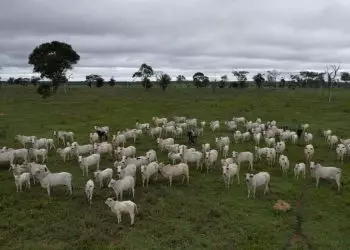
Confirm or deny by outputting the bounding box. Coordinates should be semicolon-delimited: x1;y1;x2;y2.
1;86;350;250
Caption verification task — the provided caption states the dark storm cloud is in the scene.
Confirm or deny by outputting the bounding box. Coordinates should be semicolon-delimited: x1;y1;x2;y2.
1;0;350;80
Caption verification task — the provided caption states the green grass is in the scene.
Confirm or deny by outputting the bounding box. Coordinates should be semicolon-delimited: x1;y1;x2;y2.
1;86;350;250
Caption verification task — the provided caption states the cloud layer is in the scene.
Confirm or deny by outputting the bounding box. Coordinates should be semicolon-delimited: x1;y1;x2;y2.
1;0;350;81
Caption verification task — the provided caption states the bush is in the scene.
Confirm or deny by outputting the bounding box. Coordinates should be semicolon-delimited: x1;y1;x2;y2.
37;83;52;98
108;78;116;87
96;78;104;88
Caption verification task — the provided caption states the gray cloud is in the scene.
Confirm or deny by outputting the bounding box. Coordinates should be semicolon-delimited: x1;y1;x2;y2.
1;0;350;81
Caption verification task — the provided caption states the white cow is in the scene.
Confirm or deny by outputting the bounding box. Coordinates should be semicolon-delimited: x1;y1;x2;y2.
304;144;314;163
336;144;347;164
232;151;254;171
204;150;218;172
310;162;342;192
245;172;270;198
294;163;306;180
278;155;290;176
222;163;240;188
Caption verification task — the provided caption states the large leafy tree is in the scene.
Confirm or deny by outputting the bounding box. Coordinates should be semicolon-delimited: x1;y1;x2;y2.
159;73;171;91
133;63;154;90
28;41;80;96
252;73;265;88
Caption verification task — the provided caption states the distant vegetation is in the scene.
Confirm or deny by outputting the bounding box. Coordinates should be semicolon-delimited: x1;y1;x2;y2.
0;40;349;100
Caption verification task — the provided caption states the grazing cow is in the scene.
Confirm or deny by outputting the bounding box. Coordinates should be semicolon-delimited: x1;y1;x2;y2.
187;129;197;145
96;130;108;142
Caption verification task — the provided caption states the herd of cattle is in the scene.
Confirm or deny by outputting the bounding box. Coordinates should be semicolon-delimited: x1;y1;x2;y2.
0;116;347;225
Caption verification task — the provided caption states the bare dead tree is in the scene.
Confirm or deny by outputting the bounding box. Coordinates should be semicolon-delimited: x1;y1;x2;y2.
325;65;340;103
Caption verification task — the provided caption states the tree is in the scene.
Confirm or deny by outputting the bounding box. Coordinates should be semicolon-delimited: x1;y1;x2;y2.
96;77;104;88
22;78;30;87
7;77;15;85
85;74;104;88
266;70;280;88
14;77;23;85
109;77;116;87
290;74;302;89
176;75;186;82
203;77;210;88
133;63;154;90
299;71;320;88
232;70;249;88
218;75;227;88
85;74;98;87
193;72;208;88
159;73;171;91
31;76;40;85
252;73;265;88
192;72;208;88
341;72;350;83
28;41;80;97
325;65;340;102
279;78;286;88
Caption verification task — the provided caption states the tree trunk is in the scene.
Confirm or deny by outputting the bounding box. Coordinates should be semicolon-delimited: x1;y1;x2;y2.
52;79;60;92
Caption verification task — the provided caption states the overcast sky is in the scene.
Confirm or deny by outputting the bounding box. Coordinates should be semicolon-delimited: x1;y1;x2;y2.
1;0;350;81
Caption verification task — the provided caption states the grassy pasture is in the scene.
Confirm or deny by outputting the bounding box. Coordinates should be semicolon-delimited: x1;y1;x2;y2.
0;86;350;250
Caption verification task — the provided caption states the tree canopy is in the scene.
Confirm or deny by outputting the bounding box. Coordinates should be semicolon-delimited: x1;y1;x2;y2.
193;72;209;88
232;71;249;88
85;74;104;88
176;75;186;82
28;41;80;96
133;63;154;90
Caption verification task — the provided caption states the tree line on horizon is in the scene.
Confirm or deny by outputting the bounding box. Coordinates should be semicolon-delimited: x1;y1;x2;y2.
0;40;347;101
